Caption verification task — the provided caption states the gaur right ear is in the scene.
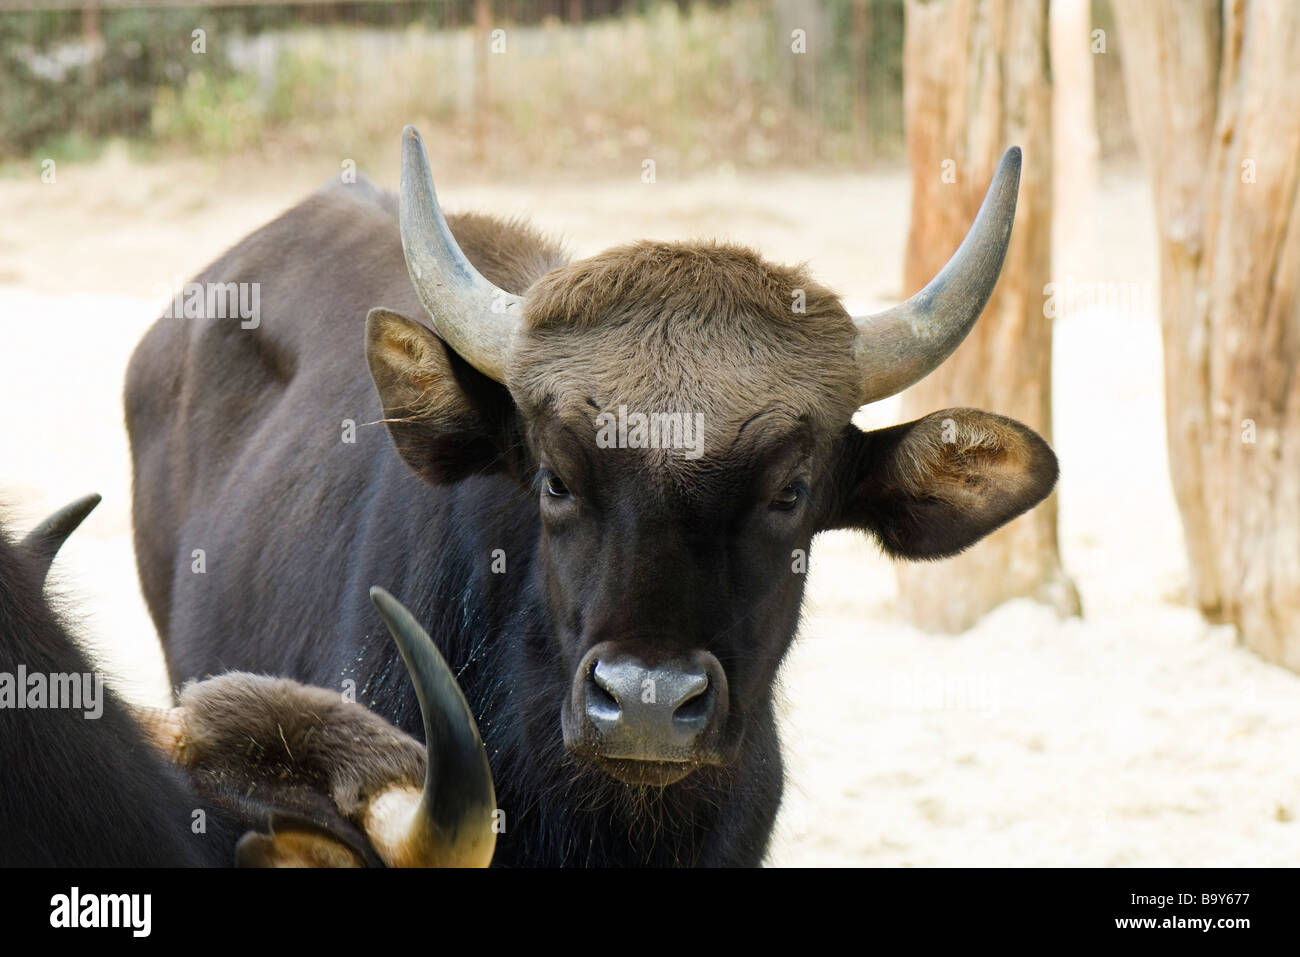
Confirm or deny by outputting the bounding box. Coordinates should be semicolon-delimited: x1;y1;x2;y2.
365;308;520;484
830;408;1058;559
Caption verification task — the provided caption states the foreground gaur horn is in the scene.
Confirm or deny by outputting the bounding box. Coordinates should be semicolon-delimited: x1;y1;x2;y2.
20;492;101;585
400;126;1020;402
399;125;524;382
851;147;1022;404
366;586;497;867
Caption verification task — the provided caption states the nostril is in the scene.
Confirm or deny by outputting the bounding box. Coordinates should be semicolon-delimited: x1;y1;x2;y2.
673;681;712;725
586;667;621;722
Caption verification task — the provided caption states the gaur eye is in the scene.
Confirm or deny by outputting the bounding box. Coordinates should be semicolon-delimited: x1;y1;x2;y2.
543;472;571;499
771;483;803;511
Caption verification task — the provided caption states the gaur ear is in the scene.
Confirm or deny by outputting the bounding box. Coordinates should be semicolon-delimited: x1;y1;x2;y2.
236;814;371;868
831;408;1058;559
365;307;519;484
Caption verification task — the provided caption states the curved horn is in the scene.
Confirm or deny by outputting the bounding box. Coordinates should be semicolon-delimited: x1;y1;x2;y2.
365;587;497;867
399;125;523;383
852;146;1022;404
21;493;102;586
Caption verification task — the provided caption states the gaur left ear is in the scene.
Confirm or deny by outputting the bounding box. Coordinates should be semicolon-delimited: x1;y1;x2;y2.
365;307;522;483
830;408;1058;559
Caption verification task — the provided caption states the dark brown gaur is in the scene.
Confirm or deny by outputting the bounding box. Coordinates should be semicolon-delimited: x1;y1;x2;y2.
124;121;1058;865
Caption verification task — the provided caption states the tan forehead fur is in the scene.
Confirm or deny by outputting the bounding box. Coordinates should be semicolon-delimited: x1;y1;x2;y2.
507;240;861;467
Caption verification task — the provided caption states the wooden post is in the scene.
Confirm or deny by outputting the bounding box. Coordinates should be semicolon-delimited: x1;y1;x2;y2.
851;0;872;161
1049;0;1098;276
473;0;491;165
896;0;1079;632
1116;0;1300;671
83;0;102;132
1111;0;1222;616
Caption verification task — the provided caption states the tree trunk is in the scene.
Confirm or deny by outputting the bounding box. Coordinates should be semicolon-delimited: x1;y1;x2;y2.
1050;0;1098;274
851;0;872;162
1111;0;1223;616
896;0;1079;632
473;0;491;165
1117;0;1300;671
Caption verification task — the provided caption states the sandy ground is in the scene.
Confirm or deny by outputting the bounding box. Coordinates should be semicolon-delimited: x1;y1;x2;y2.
2;147;1297;866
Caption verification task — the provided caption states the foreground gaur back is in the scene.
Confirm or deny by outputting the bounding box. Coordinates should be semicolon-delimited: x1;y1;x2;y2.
0;495;214;866
0;497;494;866
126;128;1057;865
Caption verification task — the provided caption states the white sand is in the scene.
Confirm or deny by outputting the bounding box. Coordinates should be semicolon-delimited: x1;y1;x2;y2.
2;154;1296;865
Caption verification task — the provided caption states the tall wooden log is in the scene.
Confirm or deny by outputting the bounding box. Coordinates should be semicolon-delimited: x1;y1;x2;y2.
1111;0;1223;616
1116;0;1300;670
896;0;1078;632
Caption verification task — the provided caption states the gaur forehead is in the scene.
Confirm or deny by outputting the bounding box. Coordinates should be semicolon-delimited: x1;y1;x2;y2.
507;240;861;469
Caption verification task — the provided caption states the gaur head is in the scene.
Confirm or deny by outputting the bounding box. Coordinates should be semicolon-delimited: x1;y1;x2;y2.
366;127;1057;788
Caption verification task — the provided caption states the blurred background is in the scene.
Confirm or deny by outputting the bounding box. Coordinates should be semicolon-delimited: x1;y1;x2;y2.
0;0;1135;170
1;0;1297;866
